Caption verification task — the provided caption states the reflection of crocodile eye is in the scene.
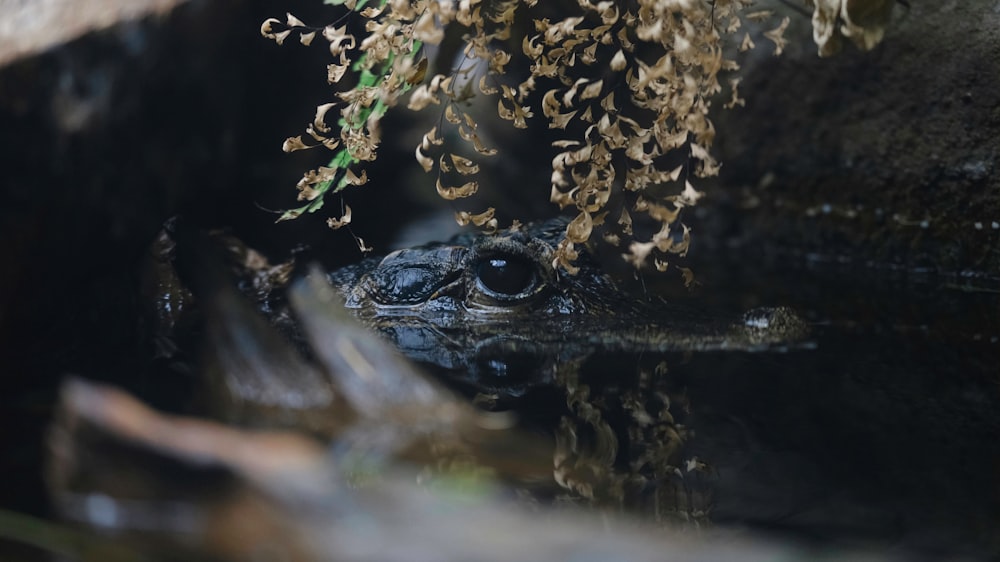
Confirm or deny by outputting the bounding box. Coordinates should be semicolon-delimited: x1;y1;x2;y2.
476;256;535;298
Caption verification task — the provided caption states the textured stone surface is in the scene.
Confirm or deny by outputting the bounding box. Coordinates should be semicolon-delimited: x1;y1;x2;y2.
707;1;1000;279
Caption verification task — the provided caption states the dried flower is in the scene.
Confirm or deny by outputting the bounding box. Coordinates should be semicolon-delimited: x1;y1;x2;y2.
262;0;797;274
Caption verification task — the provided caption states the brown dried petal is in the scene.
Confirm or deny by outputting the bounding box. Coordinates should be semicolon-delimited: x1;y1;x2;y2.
313;102;336;133
323;25;356;57
679;267;697;288
356;237;373;253
444;104;463;124
638;200;680;224
724;78;745;109
414;11;444;44
622;241;655;269
436;178;479;200
479;75;499;95
415;144;434;172
764;17;791;56
579;80;603;101
542;89;561;118
359;5;385;18
610;49;627;71
562;78;587;107
678;180;705;207
523;34;544;58
549;110;578;130
408;84;441;111
343;168;368;186
553;239;581;275
273;30;292;46
618;208;633;235
423;126;443;147
566;211;593;244
450;154;479;175
282;136;312;152
261;18;280;38
550;183;577;208
489;50;512;73
457;127;497;156
328;55;350;84
454;207;496;227
327;205;352;230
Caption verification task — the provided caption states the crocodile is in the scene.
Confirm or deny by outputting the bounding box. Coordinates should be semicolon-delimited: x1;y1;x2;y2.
316;218;809;398
142;217;809;522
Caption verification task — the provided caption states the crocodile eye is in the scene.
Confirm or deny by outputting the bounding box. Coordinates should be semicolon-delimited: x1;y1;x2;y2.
476;256;535;298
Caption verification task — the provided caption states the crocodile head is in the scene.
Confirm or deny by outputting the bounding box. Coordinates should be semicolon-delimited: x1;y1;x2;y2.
325;219;808;398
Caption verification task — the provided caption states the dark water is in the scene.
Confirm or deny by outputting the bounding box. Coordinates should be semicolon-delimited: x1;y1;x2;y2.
667;262;1000;556
1;250;998;560
355;252;1000;557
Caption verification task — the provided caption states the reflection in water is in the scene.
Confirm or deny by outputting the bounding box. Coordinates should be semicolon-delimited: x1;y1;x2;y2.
41;272;790;561
20;226;1000;561
371;273;1000;556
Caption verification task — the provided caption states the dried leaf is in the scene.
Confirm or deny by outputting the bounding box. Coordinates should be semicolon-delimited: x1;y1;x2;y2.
622;241;655;269
450;154;479;175
764;17;791;56
405;57;429;86
273;30;292;46
489;49;512;73
356;237;373;253
408;84;441;110
549;110;578;130
327;205;352;229
422;126;443;147
413;11;444;43
343;168;368;186
610;49;627;71
283;136;312;152
618;208;633;235
458;127;497;156
327;55;350;84
579;80;603;101
454;207;496;227
436;178;478;200
323;25;356;56
313;103;336;133
679;266;697;288
415;144;434;172
566;211;593;243
444;104;463;124
553;239;580;275
260;18;280;38
479;75;499;95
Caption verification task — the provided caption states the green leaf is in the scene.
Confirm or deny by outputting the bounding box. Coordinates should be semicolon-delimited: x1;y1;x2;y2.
277;205;306;223
279;5;414;221
305;195;326;212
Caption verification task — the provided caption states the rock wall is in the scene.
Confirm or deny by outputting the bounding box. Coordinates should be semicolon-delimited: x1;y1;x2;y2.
708;1;1000;281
